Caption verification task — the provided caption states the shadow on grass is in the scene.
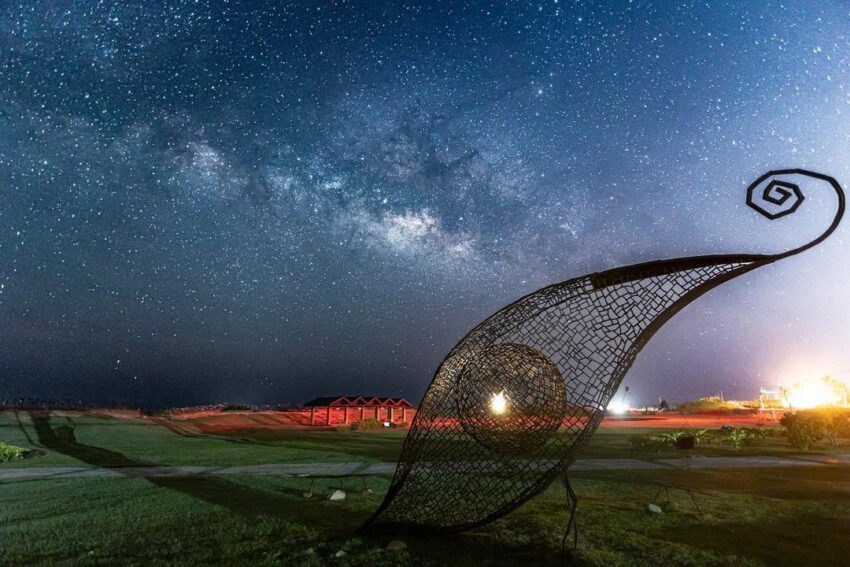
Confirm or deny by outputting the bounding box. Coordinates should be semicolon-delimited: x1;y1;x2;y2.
20;411;574;565
13;411;37;446
660;515;850;566
148;415;407;460
24;411;363;533
145;415;282;448
582;467;850;502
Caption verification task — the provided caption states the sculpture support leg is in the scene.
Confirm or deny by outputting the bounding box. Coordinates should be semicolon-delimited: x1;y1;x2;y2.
561;471;578;556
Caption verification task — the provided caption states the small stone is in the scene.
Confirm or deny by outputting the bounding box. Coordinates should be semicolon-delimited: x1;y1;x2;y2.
386;540;407;551
334;550;347;558
647;503;663;514
328;489;346;501
302;491;313;499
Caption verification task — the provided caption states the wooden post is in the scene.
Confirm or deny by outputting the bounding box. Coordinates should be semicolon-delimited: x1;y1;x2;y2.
401;407;406;423
343;406;349;425
326;406;332;426
360;406;364;421
388;406;393;423
310;406;315;426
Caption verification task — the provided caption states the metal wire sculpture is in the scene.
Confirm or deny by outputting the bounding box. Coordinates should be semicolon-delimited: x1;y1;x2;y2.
363;169;845;534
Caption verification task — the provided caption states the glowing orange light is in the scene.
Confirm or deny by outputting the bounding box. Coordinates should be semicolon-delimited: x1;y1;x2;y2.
490;390;508;415
786;378;841;409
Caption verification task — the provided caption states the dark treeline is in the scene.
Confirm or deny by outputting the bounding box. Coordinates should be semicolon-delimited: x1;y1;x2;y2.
0;397;140;411
0;398;303;413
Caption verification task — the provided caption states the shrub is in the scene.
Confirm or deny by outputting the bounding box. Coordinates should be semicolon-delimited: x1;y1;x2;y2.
719;427;765;450
722;428;748;450
220;404;253;412
691;428;712;444
660;431;687;444
630;434;673;452
351;418;383;431
747;427;767;441
781;411;827;450
0;442;25;462
781;409;850;450
631;429;710;452
825;413;850;447
675;396;740;412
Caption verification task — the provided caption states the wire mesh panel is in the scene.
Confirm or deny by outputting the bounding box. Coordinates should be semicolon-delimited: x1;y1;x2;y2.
364;169;844;533
456;343;566;455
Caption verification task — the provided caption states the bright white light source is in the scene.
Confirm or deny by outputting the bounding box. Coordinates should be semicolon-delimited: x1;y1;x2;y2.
786;378;840;409
490;390;508;415
607;400;629;415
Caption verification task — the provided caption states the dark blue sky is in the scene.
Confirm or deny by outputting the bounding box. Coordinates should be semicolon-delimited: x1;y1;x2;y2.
1;1;849;407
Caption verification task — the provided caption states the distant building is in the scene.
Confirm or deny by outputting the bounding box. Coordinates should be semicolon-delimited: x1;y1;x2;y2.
302;396;415;426
759;388;785;410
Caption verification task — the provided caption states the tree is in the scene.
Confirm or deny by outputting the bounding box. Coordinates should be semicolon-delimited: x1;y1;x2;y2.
780;411;827;450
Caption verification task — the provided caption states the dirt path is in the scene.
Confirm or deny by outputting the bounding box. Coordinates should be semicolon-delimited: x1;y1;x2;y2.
3;454;849;481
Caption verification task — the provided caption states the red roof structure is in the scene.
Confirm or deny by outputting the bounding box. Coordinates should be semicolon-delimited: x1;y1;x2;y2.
303;396;414;407
302;396;415;426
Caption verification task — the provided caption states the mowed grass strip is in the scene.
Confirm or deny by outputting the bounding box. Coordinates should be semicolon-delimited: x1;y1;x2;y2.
4;411;848;469
3;466;850;565
0;411;409;468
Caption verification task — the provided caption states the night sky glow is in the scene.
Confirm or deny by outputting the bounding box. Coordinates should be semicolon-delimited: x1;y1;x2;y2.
2;1;849;407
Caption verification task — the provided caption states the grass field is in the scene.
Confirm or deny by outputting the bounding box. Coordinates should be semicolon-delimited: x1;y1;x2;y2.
2;410;849;566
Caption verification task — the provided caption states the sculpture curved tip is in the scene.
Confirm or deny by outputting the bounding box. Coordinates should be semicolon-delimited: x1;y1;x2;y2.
746;169;844;260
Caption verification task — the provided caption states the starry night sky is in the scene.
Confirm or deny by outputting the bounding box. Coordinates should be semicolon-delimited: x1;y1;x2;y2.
2;1;850;408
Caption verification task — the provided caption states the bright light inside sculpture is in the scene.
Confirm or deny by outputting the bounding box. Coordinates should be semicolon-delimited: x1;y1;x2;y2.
786;378;841;409
490;390;508;415
607;400;629;414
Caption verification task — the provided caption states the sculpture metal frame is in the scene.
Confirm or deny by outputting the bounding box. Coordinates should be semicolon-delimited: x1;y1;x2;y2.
363;169;845;535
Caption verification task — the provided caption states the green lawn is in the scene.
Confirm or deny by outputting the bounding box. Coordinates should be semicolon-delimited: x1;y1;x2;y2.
0;411;409;468
1;411;849;566
4;411;845;469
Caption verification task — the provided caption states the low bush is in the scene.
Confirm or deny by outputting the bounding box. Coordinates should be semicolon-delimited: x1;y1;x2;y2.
630;429;713;452
0;442;26;463
659;431;687;444
220;404;253;412
781;408;850;450
748;426;768;441
691;428;712;444
675;396;740;412
350;418;383;431
825;413;850;446
722;427;764;450
781;412;826;450
629;434;673;452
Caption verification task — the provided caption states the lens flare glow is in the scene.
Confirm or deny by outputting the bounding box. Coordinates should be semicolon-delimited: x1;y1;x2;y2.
607;400;629;414
490;390;508;415
785;378;841;409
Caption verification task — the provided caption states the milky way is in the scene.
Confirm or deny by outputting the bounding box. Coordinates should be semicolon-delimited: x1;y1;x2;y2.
2;1;849;407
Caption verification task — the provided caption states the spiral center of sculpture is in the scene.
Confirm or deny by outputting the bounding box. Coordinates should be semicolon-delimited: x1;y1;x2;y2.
456;343;566;455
